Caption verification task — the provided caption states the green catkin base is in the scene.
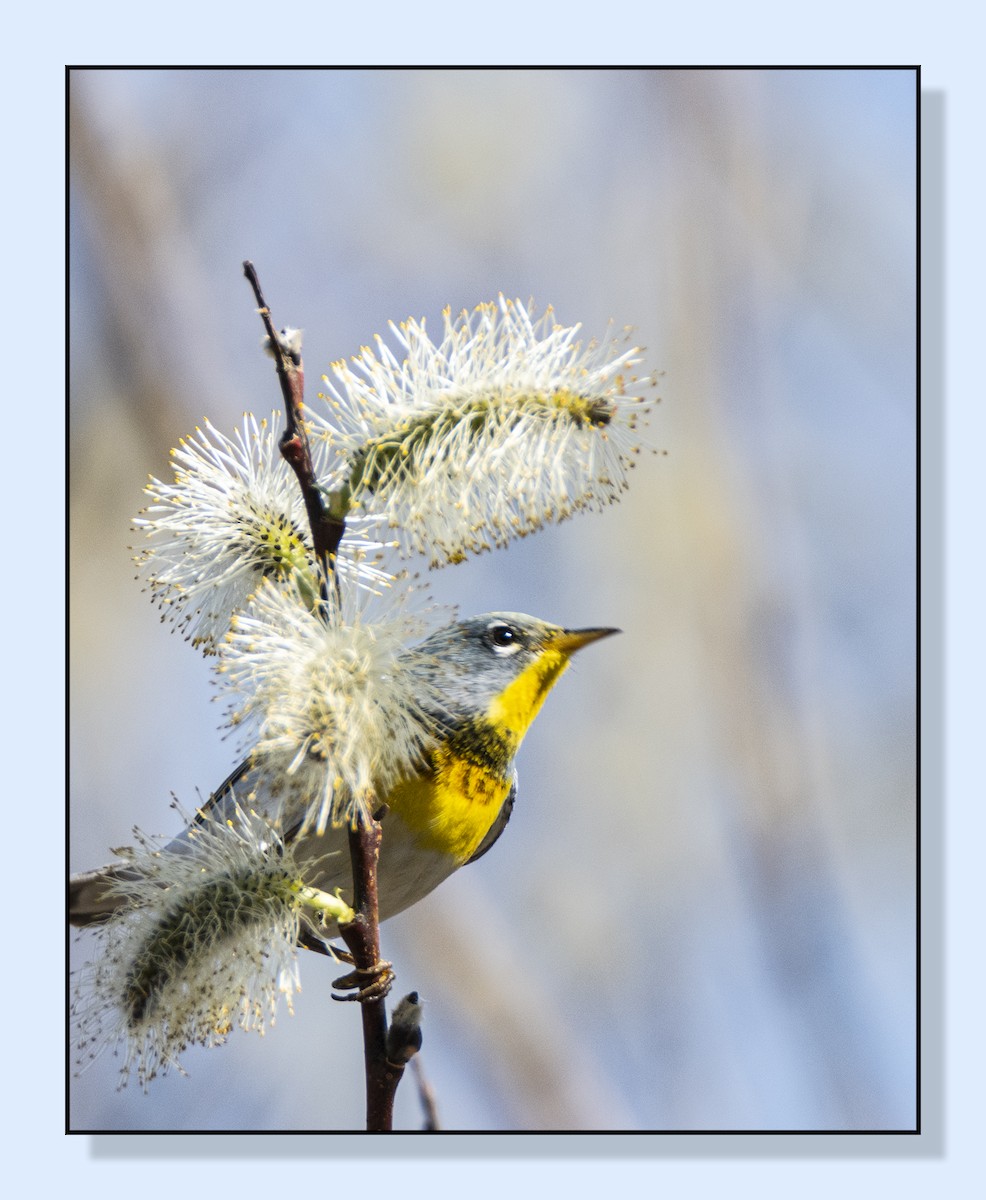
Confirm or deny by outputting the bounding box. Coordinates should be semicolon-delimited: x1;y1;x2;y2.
349;392;615;497
123;870;295;1026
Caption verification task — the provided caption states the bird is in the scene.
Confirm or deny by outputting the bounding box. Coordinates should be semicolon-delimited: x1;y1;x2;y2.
69;612;619;939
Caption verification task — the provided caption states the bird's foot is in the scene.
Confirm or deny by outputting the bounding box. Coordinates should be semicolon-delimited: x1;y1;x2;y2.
331;959;395;1003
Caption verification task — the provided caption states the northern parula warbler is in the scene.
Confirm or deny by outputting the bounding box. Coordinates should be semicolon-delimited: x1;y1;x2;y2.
69;612;618;932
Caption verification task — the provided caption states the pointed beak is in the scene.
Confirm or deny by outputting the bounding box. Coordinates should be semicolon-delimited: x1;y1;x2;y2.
550;626;622;656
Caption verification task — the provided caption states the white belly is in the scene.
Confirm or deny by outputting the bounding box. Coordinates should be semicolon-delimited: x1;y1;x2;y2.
290;809;460;931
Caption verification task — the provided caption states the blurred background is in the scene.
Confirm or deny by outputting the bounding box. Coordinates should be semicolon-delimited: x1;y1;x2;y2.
69;68;916;1132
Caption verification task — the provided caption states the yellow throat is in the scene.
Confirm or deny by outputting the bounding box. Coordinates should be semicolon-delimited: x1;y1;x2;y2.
385;642;576;862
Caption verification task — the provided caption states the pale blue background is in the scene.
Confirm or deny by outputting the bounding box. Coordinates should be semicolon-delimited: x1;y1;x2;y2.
6;0;975;1193
68;63;917;1135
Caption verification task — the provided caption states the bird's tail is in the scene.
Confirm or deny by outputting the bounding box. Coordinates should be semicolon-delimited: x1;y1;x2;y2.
68;863;138;927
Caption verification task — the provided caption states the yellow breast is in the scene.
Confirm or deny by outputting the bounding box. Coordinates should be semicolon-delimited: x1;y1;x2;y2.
383;647;573;862
385;738;511;862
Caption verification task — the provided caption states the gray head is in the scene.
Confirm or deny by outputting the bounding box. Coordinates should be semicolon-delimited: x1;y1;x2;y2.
403;612;619;731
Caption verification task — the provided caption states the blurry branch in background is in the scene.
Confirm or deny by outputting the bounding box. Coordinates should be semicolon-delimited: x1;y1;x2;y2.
408;1056;440;1132
405;891;638;1130
653;69;908;1125
659;70;912;359
69;81;233;452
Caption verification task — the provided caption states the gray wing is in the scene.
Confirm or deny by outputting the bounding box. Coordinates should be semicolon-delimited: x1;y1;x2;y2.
71;763;516;926
464;772;517;865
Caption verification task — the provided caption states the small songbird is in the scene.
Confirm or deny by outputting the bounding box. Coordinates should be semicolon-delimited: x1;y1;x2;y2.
69;612;619;934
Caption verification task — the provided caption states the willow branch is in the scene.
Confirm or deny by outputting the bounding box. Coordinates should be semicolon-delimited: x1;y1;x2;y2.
336;812;409;1132
244;264;415;1131
242;261;346;591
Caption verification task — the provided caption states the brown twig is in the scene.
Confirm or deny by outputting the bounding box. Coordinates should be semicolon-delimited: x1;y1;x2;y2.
335;812;407;1132
244;264;413;1131
241;261;346;593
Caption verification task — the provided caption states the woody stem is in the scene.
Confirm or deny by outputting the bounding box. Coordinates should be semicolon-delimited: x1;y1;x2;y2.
244;263;401;1129
339;812;406;1131
242;261;345;601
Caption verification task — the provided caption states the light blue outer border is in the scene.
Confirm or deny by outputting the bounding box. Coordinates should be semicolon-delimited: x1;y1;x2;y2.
14;3;973;1194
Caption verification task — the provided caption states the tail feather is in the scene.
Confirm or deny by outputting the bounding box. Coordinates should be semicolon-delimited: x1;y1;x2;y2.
68;863;137;927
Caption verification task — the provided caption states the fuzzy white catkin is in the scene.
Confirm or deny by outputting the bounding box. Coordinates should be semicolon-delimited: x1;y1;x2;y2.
134;412;395;649
314;296;657;566
72;804;339;1089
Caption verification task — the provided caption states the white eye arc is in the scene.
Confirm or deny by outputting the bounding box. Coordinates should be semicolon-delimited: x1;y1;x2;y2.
488;621;523;655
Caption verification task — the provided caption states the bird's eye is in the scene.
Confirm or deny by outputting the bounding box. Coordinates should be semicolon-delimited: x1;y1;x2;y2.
488;622;521;653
